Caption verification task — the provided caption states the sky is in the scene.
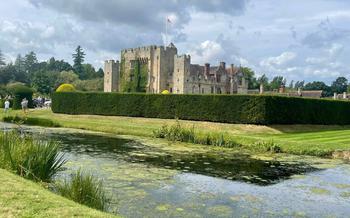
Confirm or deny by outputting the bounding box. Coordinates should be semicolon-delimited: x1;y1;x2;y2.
1;0;350;84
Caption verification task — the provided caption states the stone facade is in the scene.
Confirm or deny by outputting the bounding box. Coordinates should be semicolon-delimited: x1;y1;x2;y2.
104;43;248;94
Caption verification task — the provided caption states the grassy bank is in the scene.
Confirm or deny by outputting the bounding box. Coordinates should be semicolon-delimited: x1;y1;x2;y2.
0;169;117;218
2;109;350;156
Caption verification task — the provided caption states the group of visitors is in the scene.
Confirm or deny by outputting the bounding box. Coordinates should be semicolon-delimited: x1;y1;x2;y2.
2;98;29;114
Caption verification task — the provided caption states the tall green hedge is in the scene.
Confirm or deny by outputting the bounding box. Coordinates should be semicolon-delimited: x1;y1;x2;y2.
51;92;350;125
7;84;33;109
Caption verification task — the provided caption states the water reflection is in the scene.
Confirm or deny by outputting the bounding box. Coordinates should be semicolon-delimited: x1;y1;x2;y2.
49;132;317;185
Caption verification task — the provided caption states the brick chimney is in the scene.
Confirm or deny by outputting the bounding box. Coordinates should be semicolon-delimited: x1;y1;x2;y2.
204;63;210;77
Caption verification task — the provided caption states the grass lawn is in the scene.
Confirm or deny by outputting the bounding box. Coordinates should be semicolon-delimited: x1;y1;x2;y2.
0;169;117;218
2;109;350;156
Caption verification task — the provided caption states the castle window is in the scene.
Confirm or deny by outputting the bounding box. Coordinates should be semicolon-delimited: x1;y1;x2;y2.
202;88;205;94
211;86;214;94
178;69;179;72
170;88;173;93
192;86;195;94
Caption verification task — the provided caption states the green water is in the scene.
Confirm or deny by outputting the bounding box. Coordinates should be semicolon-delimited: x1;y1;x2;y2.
3;123;350;217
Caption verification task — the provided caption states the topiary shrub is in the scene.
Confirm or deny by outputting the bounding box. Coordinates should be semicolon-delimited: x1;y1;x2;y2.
56;84;76;92
161;90;170;95
7;83;34;110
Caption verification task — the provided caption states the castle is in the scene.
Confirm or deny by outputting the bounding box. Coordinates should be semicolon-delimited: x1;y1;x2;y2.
104;43;248;94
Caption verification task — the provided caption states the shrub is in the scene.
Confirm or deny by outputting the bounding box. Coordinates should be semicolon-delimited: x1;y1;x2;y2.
7;83;34;109
52;92;350;125
3;115;61;127
153;122;241;148
55;170;107;211
248;141;282;153
0;132;66;182
56;84;76;92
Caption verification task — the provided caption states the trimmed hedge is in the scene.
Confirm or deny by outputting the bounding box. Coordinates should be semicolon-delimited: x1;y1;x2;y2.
51;92;350;125
7;84;33;109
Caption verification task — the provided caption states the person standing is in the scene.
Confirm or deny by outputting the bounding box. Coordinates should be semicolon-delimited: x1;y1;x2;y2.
4;100;10;113
21;98;28;114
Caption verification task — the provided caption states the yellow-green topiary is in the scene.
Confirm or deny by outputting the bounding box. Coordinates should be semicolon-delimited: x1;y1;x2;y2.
161;90;170;95
56;84;76;92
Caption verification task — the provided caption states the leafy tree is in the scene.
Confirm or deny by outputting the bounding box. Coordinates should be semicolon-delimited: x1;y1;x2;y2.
331;77;348;94
72;46;86;79
0;64;15;84
74;78;103;92
47;57;72;72
55;70;79;88
241;67;259;89
24;51;38;74
294;80;305;89
31;70;57;94
96;68;104;78
15;54;25;72
14;54;28;83
0;49;5;67
83;64;98;79
304;81;332;97
288;80;294;89
270;76;285;90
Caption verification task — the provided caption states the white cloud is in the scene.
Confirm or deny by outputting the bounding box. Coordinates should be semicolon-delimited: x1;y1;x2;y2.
260;52;297;68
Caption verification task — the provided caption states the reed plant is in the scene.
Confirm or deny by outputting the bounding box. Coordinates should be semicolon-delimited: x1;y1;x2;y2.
0;131;66;182
55;170;108;211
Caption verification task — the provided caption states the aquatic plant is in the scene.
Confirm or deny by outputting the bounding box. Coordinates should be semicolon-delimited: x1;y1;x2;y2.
0;131;66;182
3;115;61;128
248;141;282;153
153;122;284;153
153;122;241;148
55;170;108;211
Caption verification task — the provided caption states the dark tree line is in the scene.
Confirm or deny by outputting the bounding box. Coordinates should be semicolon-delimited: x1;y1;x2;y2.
241;67;349;97
0;46;104;95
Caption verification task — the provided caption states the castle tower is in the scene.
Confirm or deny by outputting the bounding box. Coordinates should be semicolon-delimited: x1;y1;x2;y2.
104;60;119;92
173;55;191;94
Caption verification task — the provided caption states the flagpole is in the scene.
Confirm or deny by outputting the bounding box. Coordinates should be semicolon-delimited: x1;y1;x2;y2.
165;17;168;47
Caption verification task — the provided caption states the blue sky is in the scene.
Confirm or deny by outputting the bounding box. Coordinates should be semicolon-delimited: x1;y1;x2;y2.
1;0;350;84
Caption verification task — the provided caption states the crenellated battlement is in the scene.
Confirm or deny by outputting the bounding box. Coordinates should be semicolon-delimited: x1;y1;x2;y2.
105;43;248;95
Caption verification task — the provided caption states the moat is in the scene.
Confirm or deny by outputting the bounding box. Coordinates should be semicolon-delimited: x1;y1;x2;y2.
3;123;350;218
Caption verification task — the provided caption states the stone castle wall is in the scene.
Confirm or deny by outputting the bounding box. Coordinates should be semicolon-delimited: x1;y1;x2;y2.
104;60;119;92
104;44;248;95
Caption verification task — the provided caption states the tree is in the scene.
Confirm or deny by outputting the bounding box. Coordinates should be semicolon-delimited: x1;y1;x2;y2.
288;80;294;89
270;76;285;90
14;54;28;83
31;70;57;94
0;64;15;84
24;51;38;74
55;70;79;88
294;80;305;89
241;67;258;89
0;49;5;67
74;78;103;92
257;74;270;91
72;46;86;79
47;57;72;72
304;81;332;97
96;68;104;78
331;77;348;94
83;64;98;79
